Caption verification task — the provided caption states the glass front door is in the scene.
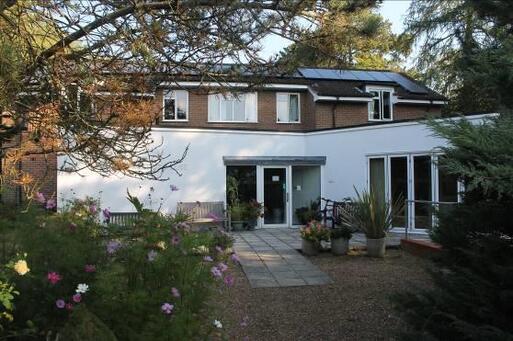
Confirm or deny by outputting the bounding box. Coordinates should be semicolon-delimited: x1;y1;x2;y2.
263;167;288;226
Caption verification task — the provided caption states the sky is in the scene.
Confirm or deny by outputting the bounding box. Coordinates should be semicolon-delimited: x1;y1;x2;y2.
260;0;412;60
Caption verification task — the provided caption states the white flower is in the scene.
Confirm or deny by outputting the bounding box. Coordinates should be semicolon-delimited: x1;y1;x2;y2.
213;319;223;329
76;283;89;294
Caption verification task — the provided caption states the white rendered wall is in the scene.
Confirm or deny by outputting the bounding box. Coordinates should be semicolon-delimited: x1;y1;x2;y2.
58;129;305;212
305;121;450;202
57;115;490;213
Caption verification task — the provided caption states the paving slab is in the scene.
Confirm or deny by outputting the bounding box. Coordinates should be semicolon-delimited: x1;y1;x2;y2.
231;229;333;288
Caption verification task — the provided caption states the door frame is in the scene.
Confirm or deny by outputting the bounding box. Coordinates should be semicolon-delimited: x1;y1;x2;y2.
258;165;291;228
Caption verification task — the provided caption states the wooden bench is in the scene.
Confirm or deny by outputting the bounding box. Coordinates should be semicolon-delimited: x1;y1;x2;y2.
176;201;229;229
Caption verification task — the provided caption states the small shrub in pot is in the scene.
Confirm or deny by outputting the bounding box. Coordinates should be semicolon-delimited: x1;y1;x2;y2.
340;188;403;257
330;226;352;255
300;220;330;256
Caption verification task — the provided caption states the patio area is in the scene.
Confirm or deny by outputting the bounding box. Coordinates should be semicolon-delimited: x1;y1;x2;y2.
231;228;429;288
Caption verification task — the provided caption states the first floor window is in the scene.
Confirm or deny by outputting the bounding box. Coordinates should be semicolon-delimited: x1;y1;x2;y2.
276;93;300;123
163;90;188;121
208;92;257;122
368;88;392;121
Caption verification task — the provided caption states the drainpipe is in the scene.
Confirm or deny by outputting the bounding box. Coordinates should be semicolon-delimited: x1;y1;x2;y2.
331;98;338;128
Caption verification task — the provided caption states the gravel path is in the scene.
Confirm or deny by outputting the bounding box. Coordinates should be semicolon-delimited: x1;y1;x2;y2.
218;249;433;341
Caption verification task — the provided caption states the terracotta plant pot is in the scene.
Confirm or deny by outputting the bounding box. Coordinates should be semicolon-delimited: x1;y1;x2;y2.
366;237;386;257
331;238;349;255
301;239;319;256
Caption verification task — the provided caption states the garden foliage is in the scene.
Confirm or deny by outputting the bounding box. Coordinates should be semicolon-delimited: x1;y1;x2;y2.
395;115;513;340
0;195;236;340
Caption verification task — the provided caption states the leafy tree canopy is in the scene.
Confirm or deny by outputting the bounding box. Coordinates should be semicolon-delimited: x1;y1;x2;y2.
403;0;513;113
278;3;408;70
0;0;376;195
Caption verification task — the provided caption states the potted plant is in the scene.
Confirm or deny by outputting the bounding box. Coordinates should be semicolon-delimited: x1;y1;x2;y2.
340;188;403;258
295;200;321;225
330;226;352;255
229;203;247;231
245;199;263;230
300;220;330;256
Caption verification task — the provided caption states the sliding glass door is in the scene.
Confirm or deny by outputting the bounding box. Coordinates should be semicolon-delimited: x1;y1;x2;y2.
368;153;459;233
413;155;433;229
390;156;408;228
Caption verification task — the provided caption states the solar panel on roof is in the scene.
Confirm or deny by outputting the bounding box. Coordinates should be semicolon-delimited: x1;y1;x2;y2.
299;68;324;78
298;68;430;94
367;71;395;82
386;73;428;94
348;70;372;81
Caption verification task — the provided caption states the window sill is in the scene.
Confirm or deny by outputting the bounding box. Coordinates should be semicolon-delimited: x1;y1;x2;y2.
276;121;301;124
207;121;258;124
368;118;393;122
161;120;189;123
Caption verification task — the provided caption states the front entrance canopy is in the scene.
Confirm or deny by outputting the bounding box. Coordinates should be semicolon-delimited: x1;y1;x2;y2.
223;156;326;166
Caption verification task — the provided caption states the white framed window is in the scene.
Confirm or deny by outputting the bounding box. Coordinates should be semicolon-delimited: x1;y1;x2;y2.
208;92;257;122
163;90;188;121
276;93;300;123
367;87;393;121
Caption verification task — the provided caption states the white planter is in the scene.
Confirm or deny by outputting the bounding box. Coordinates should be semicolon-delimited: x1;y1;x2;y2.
301;239;319;256
366;237;386;258
331;238;349;255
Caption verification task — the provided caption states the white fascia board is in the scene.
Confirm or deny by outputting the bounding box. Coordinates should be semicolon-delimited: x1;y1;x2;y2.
153;113;498;137
396;99;447;105
161;81;308;90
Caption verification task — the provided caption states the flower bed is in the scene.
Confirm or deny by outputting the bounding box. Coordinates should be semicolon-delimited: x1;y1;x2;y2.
0;195;237;340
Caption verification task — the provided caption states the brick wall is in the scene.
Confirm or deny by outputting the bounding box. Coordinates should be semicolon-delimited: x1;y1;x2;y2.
1;132;57;206
154;89;442;131
156;89;316;131
314;102;442;130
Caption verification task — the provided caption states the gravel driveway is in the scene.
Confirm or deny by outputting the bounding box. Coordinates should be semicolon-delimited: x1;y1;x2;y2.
218;250;433;341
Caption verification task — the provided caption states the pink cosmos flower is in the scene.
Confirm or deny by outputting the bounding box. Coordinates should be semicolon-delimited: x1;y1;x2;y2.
217;262;228;272
203;255;213;262
106;240;122;254
211;266;223;279
102;208;111;220
65;303;73;310
89;204;97;214
72;294;82;303
45;199;56;210
161;302;174;315
84;264;96;273
55;299;65;309
47;272;62;284
171;287;180;298
69;222;77;232
171;235;180;246
224;274;235;287
35;192;46;204
231;253;240;263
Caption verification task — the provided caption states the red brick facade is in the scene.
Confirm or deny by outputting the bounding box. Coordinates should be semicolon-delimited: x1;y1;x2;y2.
155;89;442;131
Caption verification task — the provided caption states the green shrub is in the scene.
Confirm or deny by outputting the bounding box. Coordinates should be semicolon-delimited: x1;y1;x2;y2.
340;188;403;239
0;195;237;340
